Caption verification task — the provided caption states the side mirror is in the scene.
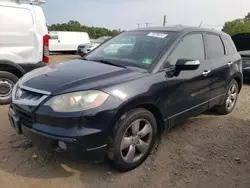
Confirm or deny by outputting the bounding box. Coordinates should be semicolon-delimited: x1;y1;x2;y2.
175;59;200;71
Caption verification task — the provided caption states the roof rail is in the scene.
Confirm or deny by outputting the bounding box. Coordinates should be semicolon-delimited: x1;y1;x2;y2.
16;0;46;5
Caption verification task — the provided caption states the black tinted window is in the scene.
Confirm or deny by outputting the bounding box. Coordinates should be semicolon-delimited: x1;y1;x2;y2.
221;35;237;55
169;34;205;65
205;34;225;58
49;35;58;40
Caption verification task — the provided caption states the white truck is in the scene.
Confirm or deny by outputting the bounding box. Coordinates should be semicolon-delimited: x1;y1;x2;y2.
0;0;49;104
49;31;90;52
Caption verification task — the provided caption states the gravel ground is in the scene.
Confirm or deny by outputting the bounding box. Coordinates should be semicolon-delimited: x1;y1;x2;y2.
0;54;249;188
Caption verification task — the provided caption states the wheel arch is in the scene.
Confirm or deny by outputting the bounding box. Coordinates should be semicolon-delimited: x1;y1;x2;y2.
109;98;166;134
233;74;243;92
0;61;26;78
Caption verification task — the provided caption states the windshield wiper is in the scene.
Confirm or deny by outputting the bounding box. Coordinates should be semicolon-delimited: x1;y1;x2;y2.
92;59;127;68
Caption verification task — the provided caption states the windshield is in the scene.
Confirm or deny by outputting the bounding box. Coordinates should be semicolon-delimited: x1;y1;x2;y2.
86;31;177;69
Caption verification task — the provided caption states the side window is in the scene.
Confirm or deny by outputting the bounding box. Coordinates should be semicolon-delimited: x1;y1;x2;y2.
168;34;205;66
205;34;225;58
221;36;237;55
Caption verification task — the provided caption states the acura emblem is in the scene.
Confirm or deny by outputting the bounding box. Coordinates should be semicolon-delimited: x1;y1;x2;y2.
15;89;23;99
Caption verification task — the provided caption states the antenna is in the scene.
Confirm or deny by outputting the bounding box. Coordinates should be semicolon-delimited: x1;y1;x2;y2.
163;15;167;26
145;22;151;27
199;21;203;27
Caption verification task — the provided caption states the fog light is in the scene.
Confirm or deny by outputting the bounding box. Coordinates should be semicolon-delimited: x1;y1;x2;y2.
58;141;67;150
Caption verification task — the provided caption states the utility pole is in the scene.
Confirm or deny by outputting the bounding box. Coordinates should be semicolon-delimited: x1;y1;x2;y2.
163;15;167;26
145;22;151;27
136;23;140;28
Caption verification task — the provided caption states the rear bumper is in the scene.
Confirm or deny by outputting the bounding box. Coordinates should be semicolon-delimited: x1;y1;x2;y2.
19;61;47;73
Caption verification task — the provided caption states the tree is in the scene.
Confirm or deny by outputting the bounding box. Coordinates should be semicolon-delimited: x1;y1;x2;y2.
244;13;250;23
222;20;250;36
222;13;250;36
48;20;121;38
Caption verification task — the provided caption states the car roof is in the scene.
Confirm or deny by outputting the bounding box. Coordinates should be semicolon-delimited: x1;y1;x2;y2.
130;26;227;36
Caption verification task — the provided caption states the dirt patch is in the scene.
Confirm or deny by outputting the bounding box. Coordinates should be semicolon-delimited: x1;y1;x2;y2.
0;54;249;188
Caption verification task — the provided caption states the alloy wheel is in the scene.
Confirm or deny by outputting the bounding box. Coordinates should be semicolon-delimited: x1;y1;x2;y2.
226;84;237;110
120;119;153;163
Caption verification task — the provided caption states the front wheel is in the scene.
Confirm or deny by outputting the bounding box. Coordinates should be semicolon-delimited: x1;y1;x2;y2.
0;71;18;105
108;108;157;172
215;79;239;115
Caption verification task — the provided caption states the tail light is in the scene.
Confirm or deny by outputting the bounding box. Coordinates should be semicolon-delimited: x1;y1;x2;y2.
43;35;49;64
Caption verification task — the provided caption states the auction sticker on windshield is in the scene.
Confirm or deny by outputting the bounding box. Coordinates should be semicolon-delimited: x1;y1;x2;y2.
143;58;153;64
147;32;168;38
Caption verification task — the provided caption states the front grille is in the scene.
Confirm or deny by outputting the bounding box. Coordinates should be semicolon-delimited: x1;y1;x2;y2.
13;85;49;106
16;89;44;101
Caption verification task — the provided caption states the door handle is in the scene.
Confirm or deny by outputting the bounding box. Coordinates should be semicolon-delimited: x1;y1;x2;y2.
228;61;233;66
202;70;211;77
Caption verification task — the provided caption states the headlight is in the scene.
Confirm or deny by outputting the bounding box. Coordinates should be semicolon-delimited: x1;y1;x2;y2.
44;90;109;112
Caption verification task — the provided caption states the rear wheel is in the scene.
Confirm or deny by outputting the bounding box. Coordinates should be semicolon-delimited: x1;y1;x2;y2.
108;108;157;172
0;71;18;105
215;79;238;115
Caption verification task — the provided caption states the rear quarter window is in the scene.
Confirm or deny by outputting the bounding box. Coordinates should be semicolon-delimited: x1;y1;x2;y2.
0;6;33;32
205;34;225;58
221;35;237;55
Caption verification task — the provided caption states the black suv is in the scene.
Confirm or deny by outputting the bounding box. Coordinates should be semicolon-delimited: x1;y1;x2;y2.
8;27;243;172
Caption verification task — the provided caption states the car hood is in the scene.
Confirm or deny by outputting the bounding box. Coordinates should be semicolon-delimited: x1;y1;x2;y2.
19;60;145;95
231;33;250;53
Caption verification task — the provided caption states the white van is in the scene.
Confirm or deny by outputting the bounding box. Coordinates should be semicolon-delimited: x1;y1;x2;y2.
49;31;90;52
0;0;49;104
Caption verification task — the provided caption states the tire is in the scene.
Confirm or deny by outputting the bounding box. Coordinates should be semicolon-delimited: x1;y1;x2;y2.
215;79;239;115
108;108;157;172
0;71;19;105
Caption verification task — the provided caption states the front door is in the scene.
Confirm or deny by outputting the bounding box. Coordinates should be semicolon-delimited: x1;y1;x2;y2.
164;33;212;128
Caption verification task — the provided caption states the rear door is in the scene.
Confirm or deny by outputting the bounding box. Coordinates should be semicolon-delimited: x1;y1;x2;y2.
204;33;232;107
165;33;212;127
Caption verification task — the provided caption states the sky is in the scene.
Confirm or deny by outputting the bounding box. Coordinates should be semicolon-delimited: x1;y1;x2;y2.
42;0;250;31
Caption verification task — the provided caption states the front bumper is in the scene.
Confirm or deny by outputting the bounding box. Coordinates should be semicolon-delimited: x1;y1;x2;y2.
21;125;107;160
77;49;87;57
77;47;94;56
8;104;113;161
